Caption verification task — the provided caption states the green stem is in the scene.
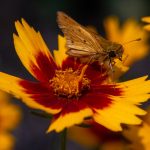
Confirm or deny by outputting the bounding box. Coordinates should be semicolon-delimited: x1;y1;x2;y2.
60;128;67;150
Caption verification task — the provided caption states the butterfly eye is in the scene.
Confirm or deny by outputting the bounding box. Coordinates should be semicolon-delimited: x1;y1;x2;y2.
109;51;116;58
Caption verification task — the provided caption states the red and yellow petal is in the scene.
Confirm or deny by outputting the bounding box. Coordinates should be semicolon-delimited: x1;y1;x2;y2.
62;57;81;70
0;72;62;114
14;19;57;82
118;76;150;98
47;101;93;132
53;35;68;67
92;76;150;131
94;99;146;131
82;92;112;110
81;83;122;110
20;80;65;112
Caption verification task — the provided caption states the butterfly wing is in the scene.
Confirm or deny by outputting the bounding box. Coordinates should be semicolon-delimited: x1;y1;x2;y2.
57;11;104;57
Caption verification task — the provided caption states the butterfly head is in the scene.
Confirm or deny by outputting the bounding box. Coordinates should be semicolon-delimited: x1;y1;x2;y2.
108;43;123;61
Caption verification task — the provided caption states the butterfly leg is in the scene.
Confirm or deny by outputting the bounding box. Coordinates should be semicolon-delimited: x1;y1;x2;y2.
109;59;115;73
74;57;77;67
86;55;95;64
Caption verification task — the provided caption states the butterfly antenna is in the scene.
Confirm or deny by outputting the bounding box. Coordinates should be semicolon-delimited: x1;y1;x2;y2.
122;38;141;45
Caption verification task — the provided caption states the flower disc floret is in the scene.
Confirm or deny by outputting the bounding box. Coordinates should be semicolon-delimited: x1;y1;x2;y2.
50;67;91;98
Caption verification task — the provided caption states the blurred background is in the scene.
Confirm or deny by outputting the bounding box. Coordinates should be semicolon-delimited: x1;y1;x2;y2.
0;0;150;150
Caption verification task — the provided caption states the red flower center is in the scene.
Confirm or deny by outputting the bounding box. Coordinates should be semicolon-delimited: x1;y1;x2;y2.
49;65;91;98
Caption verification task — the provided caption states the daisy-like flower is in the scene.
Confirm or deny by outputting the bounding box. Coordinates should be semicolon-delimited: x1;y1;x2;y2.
0;91;21;150
104;17;149;80
0;19;150;133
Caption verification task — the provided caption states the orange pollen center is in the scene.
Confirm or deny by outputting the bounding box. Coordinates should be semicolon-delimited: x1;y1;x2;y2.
49;65;90;98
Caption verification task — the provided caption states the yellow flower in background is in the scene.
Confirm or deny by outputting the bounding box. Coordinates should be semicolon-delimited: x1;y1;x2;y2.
68;16;150;150
0;99;21;131
69;107;150;150
68;124;128;150
0;91;21;150
104;17;149;80
0;132;15;150
142;17;150;31
100;141;127;150
123;107;150;150
0;19;149;134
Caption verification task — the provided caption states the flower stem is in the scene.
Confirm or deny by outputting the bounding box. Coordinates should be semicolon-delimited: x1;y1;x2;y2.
61;128;67;150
